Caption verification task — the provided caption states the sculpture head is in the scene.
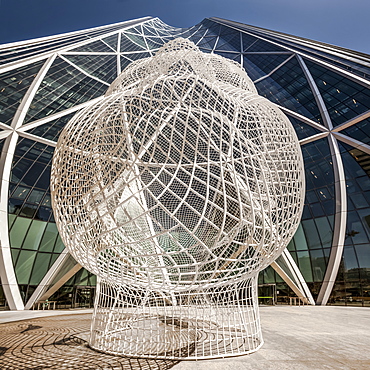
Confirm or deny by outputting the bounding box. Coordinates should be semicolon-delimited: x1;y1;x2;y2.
51;38;304;358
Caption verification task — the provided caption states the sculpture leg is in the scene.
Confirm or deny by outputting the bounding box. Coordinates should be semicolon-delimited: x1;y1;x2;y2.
90;276;263;359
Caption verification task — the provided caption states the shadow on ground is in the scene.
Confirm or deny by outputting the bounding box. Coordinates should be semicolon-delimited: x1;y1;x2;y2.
0;313;179;370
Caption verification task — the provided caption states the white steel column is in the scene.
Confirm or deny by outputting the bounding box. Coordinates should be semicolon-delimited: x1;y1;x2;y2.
297;55;347;305
0;133;24;310
0;55;56;310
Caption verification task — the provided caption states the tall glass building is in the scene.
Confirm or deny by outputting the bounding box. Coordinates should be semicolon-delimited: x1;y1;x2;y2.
1;16;369;310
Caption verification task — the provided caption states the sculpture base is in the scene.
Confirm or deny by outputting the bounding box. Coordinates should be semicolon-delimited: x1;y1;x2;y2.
89;277;263;359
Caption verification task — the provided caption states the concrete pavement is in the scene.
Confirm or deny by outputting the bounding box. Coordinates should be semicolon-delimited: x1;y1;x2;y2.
0;305;369;369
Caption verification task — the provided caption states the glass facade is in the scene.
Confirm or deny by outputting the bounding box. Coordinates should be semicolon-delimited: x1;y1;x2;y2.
1;16;370;309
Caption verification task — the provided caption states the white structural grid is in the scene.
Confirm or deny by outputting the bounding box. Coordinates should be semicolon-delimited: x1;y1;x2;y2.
2;16;370;313
51;38;305;359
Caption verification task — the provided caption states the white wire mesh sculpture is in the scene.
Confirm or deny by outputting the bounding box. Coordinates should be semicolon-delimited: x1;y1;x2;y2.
51;38;305;360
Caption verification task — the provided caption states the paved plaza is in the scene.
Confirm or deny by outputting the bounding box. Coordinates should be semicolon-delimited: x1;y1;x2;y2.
0;306;369;369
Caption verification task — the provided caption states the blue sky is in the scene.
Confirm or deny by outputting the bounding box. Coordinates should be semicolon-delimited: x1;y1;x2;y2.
0;0;369;54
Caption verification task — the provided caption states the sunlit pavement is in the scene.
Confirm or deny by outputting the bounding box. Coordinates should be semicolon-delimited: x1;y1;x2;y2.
0;306;369;369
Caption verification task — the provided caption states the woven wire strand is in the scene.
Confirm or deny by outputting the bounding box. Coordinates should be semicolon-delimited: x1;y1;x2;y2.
51;38;305;359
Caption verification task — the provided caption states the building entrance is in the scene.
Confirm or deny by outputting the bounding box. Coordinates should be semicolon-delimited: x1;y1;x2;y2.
73;286;95;308
258;284;277;305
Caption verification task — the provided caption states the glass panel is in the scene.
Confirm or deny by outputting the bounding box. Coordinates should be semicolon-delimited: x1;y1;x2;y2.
0;22;129;65
120;56;132;71
121;33;147;52
355;244;370;268
49;254;78;286
144;37;164;51
9;138;54;222
242;33;258;52
196;36;218;50
0;60;44;125
214;52;240;63
9;217;32;249
302;219;321;249
8;214;16;229
255;57;322;123
305;59;370;126
243;53;292;81
314;217;333;248
122;52;152;61
39;223;59;252
53;235;65;253
28;189;45;204
63;55;117;84
15;250;36;284
11;248;20;265
216;32;241;52
101;34;118;52
288;116;322;140
245;38;286;52
28;112;77;141
29;253;52;285
342;118;370;145
24;57;107;124
22;219;47;250
11;185;31;199
310;249;326;282
70;39;115;53
297;250;313;282
330;141;370;305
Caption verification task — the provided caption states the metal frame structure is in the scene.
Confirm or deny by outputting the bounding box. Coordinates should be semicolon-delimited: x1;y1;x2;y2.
51;38;305;359
1;16;370;311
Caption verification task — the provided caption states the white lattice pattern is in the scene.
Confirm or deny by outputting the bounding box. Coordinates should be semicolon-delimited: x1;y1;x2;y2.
51;38;305;359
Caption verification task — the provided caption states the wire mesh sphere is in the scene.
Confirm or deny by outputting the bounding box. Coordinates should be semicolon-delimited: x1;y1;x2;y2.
51;38;304;293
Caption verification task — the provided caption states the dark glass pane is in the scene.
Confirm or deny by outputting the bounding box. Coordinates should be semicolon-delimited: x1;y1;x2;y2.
29;252;52;285
63;54;117;83
101;34;118;51
242;33;258;52
355;244;370;268
28;112;77;141
342;118;370;145
332;141;370;305
124;52;152;61
144;37;164;51
310;249;326;282
0;60;44;125
0;35;88;65
121;33;147;52
214;52;240;63
70;39;115;53
297;250;313;282
302;138;335;194
120;56;132;71
305;59;370;126
242;53;292;81
216;32;241;52
255;57;322;122
10;138;54;221
24;57;107;124
245;38;286;53
340;143;370;178
197;36;218;50
288;116;322;140
289;224;309;251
